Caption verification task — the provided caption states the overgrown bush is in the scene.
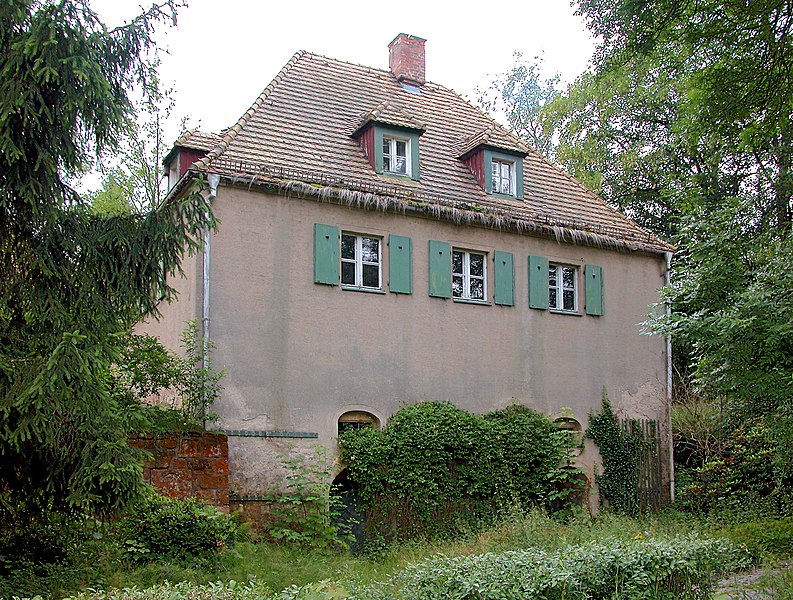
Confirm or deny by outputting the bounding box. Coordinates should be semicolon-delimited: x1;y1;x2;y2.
355;535;749;599
340;402;579;541
263;447;351;548
726;517;793;557
680;420;793;517
115;493;243;563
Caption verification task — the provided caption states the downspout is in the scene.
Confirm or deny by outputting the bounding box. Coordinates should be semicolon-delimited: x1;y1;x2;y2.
202;173;220;427
664;251;675;503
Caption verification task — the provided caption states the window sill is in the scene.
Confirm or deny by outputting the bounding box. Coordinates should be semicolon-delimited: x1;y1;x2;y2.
453;298;491;306
549;309;582;317
341;286;386;295
489;191;521;201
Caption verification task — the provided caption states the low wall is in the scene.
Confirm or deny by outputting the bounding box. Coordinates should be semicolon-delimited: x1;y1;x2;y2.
130;432;230;511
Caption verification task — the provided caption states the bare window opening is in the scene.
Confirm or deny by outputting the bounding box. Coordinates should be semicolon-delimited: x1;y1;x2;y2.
338;411;380;436
554;416;582;432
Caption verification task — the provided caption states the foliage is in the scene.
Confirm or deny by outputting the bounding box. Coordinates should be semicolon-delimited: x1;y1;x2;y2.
679;420;793;518
726;517;793;558
477;53;560;159
1;510;728;599
671;393;727;469
63;579;273;600
340;402;579;541
111;321;224;431
586;394;643;515
87;61;179;216
264;447;351;548
115;493;243;564
0;0;216;539
354;535;749;599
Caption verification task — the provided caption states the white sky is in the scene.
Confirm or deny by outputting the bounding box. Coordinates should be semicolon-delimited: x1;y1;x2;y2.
91;0;597;140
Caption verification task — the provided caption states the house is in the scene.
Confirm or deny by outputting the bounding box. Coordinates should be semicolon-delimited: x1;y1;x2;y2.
148;34;675;515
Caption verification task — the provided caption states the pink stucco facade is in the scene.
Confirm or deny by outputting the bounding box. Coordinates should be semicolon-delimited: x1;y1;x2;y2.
141;184;672;508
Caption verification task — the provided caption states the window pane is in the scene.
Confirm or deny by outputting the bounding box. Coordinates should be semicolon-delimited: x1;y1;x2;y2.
470;277;484;300
499;179;511;194
492;161;499;178
452;251;463;275
396;140;407;157
362;264;379;288
362;237;379;263
549;288;558;309
469;253;484;276
452;275;464;297
341;235;355;260
382;138;390;154
563;267;575;289
548;265;557;286
394;157;406;174
501;162;511;180
341;261;355;285
563;290;575;311
383;155;391;171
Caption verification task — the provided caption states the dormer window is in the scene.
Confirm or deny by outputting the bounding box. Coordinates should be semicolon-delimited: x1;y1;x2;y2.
484;150;523;199
491;158;515;196
383;136;410;176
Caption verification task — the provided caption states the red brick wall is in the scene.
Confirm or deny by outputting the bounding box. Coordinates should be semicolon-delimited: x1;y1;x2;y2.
130;433;230;512
388;33;426;85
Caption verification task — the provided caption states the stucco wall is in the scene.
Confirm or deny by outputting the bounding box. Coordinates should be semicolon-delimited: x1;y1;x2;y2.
147;185;671;502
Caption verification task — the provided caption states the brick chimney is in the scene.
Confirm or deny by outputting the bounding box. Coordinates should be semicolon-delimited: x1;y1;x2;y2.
388;33;426;86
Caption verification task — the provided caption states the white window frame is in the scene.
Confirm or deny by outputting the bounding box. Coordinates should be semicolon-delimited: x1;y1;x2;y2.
452;249;487;302
548;263;578;312
382;135;411;176
491;157;515;196
341;233;382;290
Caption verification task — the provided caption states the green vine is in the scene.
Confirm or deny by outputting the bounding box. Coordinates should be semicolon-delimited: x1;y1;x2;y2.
340;402;582;541
586;391;643;514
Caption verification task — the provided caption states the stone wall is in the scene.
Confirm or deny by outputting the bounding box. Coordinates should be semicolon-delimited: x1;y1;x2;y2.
130;432;230;511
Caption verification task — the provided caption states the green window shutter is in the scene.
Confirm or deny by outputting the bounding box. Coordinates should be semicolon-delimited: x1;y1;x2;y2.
428;240;451;298
389;235;413;294
313;223;339;285
494;251;514;306
585;264;604;316
528;255;549;309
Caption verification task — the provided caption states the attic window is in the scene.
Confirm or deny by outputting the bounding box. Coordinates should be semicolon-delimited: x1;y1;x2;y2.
491;158;515;195
484;149;524;199
383;136;410;176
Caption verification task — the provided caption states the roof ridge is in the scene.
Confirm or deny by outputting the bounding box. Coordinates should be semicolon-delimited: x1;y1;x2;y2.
194;50;308;171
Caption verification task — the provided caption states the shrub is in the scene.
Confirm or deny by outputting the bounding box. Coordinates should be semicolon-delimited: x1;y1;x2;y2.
727;517;793;557
680;420;793;517
115;493;242;563
340;401;579;541
356;535;750;599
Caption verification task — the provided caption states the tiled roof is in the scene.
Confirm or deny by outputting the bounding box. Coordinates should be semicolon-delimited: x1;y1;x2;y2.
459;123;529;158
189;52;672;254
354;100;426;134
174;129;222;152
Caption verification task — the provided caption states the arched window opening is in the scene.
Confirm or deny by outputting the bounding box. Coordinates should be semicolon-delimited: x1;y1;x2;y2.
338;411;380;436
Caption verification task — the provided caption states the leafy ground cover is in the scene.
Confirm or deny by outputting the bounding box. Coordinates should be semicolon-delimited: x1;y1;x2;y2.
6;510;781;599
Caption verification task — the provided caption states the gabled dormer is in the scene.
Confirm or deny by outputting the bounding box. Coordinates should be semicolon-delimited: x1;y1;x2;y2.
352;101;425;181
163;129;220;190
459;125;529;200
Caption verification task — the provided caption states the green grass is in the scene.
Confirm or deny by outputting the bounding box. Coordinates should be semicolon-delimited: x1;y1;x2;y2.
0;509;770;599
